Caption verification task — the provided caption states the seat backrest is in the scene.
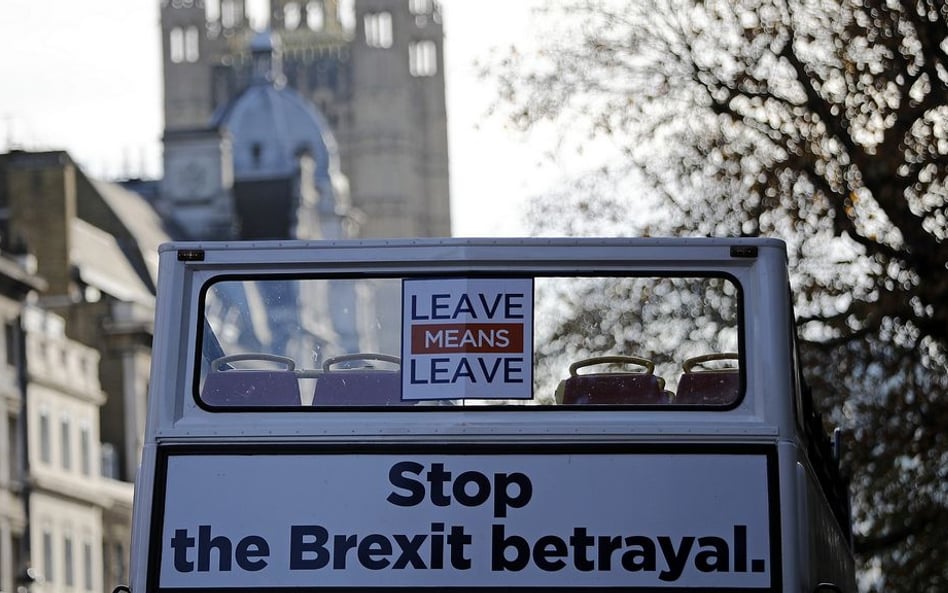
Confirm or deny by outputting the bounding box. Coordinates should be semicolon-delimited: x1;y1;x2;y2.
314;370;407;406
560;373;666;405
202;370;302;406
675;370;739;405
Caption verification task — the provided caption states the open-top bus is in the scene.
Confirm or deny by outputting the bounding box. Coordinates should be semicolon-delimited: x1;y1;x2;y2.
128;237;855;593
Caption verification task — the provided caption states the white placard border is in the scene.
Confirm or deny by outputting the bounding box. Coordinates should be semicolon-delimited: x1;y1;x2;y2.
148;443;781;593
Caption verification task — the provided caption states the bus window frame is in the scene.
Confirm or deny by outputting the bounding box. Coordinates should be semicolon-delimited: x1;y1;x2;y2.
192;269;748;413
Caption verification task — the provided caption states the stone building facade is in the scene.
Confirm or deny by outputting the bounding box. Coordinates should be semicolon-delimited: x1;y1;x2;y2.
0;151;169;593
22;306;134;593
0;252;45;593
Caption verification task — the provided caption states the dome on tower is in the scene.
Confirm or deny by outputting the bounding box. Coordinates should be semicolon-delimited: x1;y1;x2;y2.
210;31;348;216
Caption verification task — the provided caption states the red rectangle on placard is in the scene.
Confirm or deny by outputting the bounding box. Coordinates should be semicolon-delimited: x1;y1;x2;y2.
411;323;524;354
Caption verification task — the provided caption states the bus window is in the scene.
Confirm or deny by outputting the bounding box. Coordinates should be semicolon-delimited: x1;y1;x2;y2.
196;274;742;409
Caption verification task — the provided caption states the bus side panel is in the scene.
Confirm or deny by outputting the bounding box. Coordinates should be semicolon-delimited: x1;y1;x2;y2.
795;456;856;592
778;442;803;593
130;443;159;593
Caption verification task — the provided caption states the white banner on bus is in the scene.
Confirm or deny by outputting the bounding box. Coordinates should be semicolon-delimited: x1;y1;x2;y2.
401;278;534;400
157;450;776;590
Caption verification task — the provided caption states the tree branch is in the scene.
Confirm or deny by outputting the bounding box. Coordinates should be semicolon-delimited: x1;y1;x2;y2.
854;506;948;555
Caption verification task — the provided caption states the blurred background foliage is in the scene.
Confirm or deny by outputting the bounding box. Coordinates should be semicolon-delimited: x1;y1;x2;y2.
533;276;739;397
484;0;947;590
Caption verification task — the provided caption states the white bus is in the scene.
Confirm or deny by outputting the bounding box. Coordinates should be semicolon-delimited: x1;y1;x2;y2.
128;238;855;593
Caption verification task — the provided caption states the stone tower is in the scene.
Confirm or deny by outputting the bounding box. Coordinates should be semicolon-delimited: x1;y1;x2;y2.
159;0;451;238
160;0;239;130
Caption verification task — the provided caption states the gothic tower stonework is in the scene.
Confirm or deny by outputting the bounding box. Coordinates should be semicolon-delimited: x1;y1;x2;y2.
159;0;451;239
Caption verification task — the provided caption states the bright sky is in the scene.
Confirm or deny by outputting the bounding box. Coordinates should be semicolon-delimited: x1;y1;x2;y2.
0;0;551;237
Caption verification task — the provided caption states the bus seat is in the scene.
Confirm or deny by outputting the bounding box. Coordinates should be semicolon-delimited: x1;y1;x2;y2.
202;369;302;406
560;372;666;404
675;370;739;404
675;353;740;405
559;356;666;405
314;370;407;406
314;353;408;406
201;354;301;407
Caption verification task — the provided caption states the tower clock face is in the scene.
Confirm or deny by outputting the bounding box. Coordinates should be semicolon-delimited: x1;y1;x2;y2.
174;159;216;199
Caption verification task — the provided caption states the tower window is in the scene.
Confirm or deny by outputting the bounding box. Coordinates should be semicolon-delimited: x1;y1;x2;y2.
185;26;200;62
251;143;263;167
337;0;354;29
364;12;393;48
221;0;239;28
409;0;430;15
170;24;200;64
306;1;324;31
170;27;185;63
206;0;220;22
409;40;437;77
284;2;301;30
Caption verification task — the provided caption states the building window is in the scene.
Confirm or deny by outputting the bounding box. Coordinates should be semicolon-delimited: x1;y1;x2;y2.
83;542;94;591
364;12;393;48
306;1;324;31
43;530;54;583
169;27;185;63
39;410;51;464
101;442;118;479
409;40;437;77
7;415;18;481
79;425;91;476
12;534;24;592
185;26;200;62
113;542;127;583
60;417;71;471
4;321;16;366
64;535;75;587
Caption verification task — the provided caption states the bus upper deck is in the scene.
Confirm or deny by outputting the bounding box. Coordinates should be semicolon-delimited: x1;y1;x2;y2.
130;237;854;593
155;238;776;420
